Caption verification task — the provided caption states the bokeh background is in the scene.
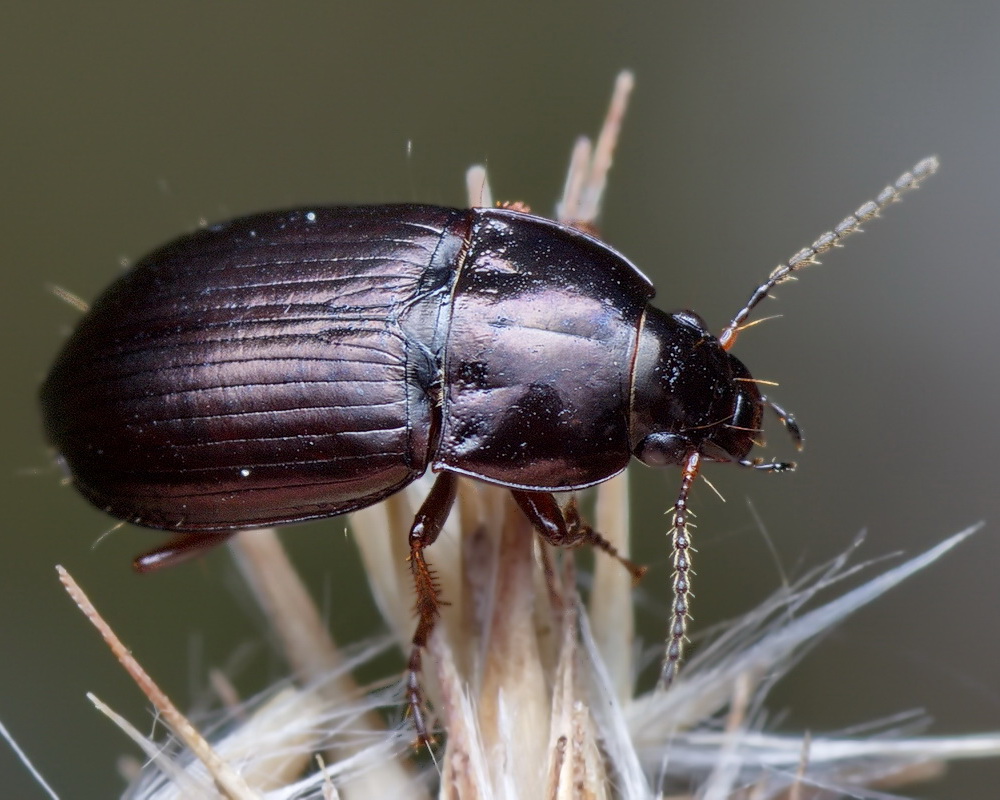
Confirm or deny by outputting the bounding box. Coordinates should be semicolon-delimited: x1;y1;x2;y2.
4;3;1000;797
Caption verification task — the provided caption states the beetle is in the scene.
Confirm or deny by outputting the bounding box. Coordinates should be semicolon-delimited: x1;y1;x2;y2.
40;159;936;739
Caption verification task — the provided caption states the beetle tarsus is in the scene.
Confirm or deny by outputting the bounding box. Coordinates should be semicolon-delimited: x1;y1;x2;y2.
737;458;797;472
762;394;803;450
405;648;436;747
563;496;647;583
512;490;646;582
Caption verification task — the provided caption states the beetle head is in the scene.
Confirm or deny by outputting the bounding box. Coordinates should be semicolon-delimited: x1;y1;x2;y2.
630;307;765;468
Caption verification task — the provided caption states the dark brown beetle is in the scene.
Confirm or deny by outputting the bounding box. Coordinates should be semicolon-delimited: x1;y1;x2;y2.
40;163;937;740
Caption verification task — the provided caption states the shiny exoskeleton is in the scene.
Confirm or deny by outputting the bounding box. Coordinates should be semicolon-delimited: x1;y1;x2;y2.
41;155;937;740
42;206;762;529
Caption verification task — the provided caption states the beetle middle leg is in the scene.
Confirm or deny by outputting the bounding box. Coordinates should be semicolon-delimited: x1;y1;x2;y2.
405;470;458;745
511;490;646;581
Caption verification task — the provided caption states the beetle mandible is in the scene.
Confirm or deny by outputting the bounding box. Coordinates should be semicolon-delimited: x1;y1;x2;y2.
40;141;937;740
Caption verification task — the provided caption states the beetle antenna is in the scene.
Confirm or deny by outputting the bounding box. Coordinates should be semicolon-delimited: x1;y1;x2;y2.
719;156;939;351
660;451;701;688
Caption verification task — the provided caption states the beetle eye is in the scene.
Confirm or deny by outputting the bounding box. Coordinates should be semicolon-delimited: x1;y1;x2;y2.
634;432;692;467
730;386;760;432
672;309;709;333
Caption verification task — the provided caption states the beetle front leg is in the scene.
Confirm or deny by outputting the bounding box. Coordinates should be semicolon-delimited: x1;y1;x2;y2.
406;471;458;745
511;491;646;581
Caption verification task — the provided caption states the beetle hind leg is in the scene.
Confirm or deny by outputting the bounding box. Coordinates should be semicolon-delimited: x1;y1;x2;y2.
404;471;458;746
132;530;238;573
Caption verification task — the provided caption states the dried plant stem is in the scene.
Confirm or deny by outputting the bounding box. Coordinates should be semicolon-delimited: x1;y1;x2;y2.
230;529;348;682
546;560;609;800
559;69;634;224
477;495;551;794
56;566;260;800
229;529;418;798
591;472;634;705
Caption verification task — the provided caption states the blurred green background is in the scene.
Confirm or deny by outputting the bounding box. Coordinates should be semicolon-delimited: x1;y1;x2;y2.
5;3;1000;797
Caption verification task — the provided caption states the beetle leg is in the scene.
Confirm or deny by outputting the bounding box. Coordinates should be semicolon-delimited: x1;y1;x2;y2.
132;531;238;573
511;490;580;546
511;491;646;582
760;394;804;450
736;458;797;472
660;451;701;689
563;497;647;582
405;471;458;746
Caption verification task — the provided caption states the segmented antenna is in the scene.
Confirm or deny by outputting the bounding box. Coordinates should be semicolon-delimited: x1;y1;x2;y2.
661;157;939;692
661;451;701;688
719;156;939;351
